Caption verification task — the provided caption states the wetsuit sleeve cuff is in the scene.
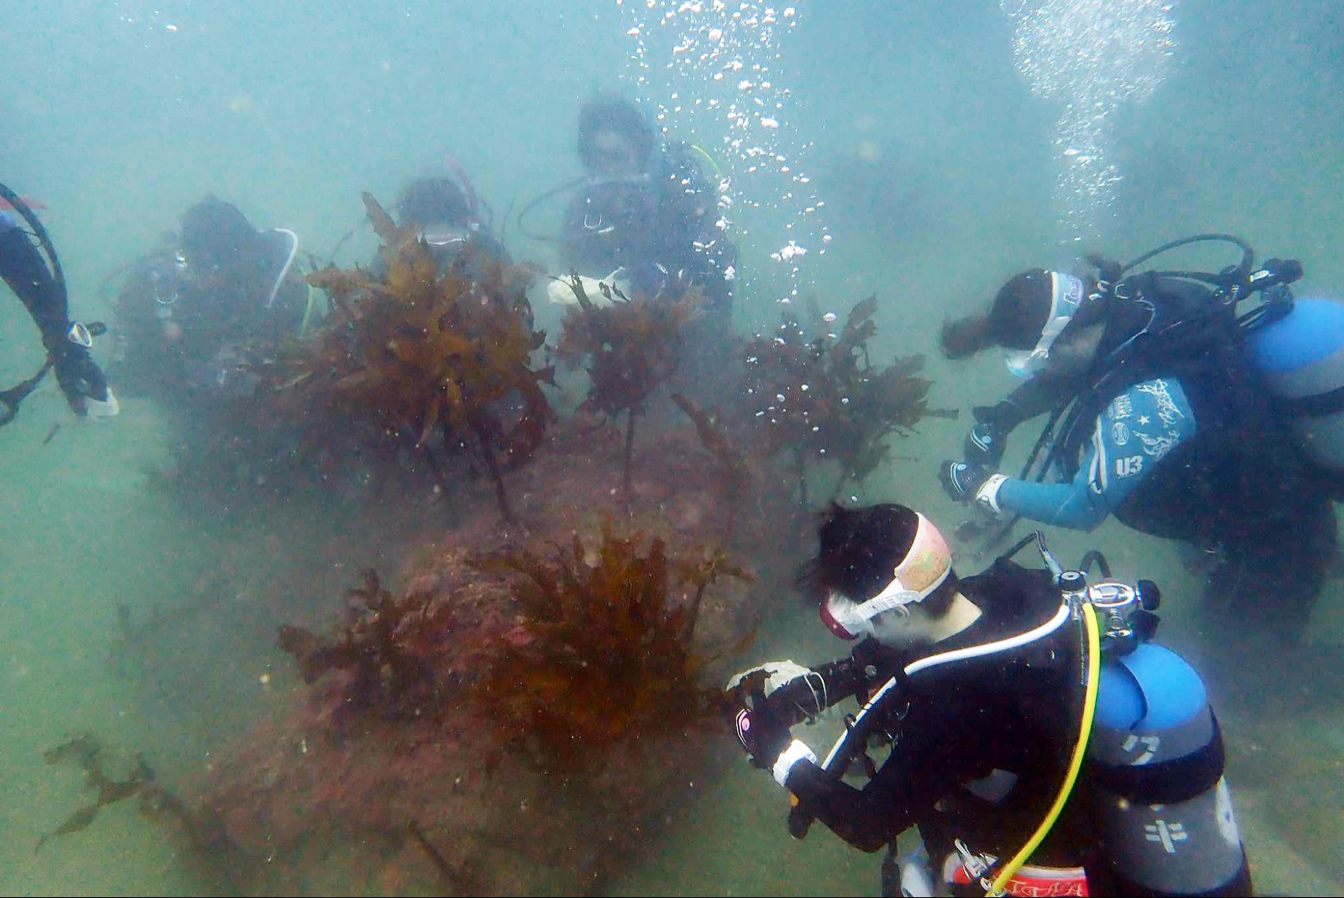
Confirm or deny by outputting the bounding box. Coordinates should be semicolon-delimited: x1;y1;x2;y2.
974;474;1009;515
773;739;818;787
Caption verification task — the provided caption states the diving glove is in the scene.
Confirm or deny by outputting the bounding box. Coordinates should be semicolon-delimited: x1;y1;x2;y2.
964;420;1006;467
48;323;117;417
940;460;993;503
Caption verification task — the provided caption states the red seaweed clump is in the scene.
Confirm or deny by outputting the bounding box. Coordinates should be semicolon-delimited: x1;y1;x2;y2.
277;569;458;720
258;192;555;519
472;525;750;772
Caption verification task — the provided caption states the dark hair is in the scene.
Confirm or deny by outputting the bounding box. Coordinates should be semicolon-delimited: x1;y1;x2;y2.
578;93;656;173
941;268;1055;359
397;177;471;228
799;503;959;617
181;195;260;270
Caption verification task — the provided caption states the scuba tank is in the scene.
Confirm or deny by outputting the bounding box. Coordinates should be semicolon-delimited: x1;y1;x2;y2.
1070;570;1250;896
1244;296;1344;473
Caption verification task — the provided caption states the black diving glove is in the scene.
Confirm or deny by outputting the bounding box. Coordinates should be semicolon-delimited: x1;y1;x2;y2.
964;419;1006;467
47;334;115;417
940;460;994;503
734;700;793;770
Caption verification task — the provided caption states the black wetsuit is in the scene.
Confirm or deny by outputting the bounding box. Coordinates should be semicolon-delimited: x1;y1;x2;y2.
561;143;736;315
1;211;71;354
778;560;1250;896
1;209;109;415
112;229;306;401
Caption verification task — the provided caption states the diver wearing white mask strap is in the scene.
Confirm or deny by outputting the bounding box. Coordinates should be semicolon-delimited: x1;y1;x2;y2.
726;503;1251;897
817;512;975;646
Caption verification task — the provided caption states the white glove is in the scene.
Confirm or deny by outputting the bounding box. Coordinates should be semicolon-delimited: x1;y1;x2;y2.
546;269;631;307
725;659;816;695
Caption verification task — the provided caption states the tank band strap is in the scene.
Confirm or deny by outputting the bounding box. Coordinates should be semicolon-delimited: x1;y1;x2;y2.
1276;381;1344;418
1090;715;1224;805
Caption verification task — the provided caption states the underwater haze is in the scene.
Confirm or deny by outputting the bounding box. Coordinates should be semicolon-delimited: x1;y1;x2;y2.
2;0;1341;894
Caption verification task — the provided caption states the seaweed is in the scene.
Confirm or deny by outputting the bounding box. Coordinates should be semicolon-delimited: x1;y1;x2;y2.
740;295;957;505
258;193;555;520
472;526;750;771
671;393;747;541
277;569;455;719
554;275;699;509
36;735;211;854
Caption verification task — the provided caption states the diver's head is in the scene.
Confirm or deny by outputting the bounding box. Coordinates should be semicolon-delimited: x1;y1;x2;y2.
179;195;261;278
941;269;1106;380
396;177;478;247
578;93;656;181
804;503;970;648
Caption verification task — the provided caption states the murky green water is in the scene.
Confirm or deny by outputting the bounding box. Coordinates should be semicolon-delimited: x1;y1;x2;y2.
2;1;1341;894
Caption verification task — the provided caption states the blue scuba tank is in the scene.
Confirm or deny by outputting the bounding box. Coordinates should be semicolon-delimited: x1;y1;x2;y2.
1244;297;1344;472
1087;644;1250;895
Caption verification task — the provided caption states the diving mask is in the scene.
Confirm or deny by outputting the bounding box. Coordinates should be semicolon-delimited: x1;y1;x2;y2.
422;221;479;248
819;513;954;641
1004;271;1086;379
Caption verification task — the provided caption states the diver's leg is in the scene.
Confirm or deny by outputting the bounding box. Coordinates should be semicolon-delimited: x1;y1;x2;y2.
1206;498;1335;644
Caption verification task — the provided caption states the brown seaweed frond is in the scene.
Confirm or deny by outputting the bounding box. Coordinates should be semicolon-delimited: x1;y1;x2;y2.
36;735;213;854
741;294;957;493
555;279;699;504
254;193;556;517
554;277;698;419
277;569;456;719
472;526;750;772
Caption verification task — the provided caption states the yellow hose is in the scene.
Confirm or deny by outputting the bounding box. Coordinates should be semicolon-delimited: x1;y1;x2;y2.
986;602;1101;896
688;144;723;179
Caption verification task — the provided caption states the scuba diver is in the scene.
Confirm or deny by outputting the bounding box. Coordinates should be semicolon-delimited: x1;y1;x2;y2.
525;92;737;315
1;182;117;426
109;195;316;403
936;236;1333;641
526;93;740;404
379;174;509;274
729;503;1251;897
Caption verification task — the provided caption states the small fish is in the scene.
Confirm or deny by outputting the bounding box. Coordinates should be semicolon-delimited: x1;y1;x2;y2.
41;423;60;446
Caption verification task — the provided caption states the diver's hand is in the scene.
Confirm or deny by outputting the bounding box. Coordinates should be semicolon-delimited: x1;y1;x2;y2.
725;659;814;696
963;420;1007;467
940;460;993;503
734;703;793;770
50;342;117;417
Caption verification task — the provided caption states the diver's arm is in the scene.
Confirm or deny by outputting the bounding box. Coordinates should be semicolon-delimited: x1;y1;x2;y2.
778;693;978;853
779;756;921;852
989;378;1198;531
0;212;69;345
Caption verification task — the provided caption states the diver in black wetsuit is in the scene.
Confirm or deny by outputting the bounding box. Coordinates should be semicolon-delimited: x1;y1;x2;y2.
111;195;311;404
937;246;1331;641
730;503;1251;897
0;187;117;426
559;93;736;316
